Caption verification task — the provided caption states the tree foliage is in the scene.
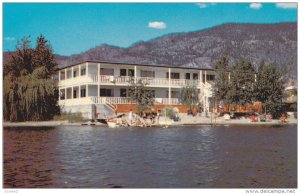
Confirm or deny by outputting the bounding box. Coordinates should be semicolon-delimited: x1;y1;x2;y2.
254;61;285;118
227;60;256;105
3;35;59;122
128;79;155;114
180;83;199;109
212;55;230;103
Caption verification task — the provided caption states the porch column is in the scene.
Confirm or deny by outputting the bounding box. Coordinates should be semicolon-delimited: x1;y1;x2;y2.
204;71;207;83
72;86;74;99
98;63;101;98
71;66;74;79
168;68;171;104
200;70;203;84
134;65;137;83
86;84;89;97
65;68;67;79
86;62;89;78
79;85;81;98
79;65;81;76
59;70;61;81
64;88;67;100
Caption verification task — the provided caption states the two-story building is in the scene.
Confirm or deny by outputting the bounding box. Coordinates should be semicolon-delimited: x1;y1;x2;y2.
58;61;215;119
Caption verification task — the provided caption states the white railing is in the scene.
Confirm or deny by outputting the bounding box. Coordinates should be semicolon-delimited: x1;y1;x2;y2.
88;74;202;87
89;97;180;105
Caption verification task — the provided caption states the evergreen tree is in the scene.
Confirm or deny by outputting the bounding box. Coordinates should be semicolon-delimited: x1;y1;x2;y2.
32;35;58;78
254;61;285;118
212;55;230;103
227;60;256;106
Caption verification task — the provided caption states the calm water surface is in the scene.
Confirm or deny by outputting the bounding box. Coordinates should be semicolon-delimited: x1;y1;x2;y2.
3;125;297;188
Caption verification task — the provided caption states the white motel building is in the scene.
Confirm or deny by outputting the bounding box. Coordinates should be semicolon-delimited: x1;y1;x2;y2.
58;61;216;119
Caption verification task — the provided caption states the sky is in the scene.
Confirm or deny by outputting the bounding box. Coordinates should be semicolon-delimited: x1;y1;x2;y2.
3;2;298;56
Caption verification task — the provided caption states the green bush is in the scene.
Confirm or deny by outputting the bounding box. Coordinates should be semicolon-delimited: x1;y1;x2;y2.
53;112;86;123
163;107;175;119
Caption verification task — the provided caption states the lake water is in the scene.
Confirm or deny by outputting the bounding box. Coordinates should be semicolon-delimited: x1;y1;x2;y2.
3;125;297;188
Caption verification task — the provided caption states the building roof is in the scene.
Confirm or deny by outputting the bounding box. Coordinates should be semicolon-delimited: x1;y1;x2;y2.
58;60;215;71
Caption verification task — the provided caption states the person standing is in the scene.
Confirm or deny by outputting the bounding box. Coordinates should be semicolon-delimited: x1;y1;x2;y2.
128;109;133;125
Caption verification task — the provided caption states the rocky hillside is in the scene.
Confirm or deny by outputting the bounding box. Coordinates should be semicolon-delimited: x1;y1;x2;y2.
4;22;297;78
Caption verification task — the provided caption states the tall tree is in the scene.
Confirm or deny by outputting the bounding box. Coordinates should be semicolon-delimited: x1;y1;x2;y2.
32;35;58;78
254;61;285;118
128;79;155;114
3;36;59;122
180;83;199;111
227;60;256;106
212;55;230;103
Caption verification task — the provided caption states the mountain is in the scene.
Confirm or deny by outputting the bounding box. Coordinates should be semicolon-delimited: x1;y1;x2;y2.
3;22;297;79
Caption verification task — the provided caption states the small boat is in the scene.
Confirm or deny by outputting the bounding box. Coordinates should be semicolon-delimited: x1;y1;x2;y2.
107;121;117;128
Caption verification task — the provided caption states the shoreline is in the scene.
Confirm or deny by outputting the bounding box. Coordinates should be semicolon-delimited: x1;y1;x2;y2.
3;118;297;127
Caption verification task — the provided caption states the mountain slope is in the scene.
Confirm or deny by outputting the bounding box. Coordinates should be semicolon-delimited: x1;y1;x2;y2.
4;22;297;78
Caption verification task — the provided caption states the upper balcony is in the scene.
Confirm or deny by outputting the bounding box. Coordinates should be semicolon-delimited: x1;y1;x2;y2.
58;62;215;88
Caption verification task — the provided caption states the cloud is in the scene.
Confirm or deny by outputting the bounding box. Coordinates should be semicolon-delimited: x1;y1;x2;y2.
250;3;262;9
148;21;166;29
4;37;15;41
196;3;217;9
276;3;297;9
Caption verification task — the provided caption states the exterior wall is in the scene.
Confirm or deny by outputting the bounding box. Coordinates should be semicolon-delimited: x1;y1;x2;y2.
58;61;217;119
61;104;95;120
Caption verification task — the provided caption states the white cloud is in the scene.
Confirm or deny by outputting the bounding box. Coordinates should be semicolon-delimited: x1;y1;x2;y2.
276;3;297;9
250;3;262;9
196;3;217;9
4;37;15;41
148;21;166;29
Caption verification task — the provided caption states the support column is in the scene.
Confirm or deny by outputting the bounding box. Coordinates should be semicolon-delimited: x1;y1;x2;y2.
64;88;67;100
98;63;101;98
65;68;67;79
79;65;81;76
59;70;61;81
86;84;89;98
79;85;81;98
71;67;74;79
204;71;207;83
134;65;137;83
86;62;89;77
72;86;74;99
200;70;203;84
168;68;171;104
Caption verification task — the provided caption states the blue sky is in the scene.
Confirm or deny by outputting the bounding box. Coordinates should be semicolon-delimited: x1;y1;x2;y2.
3;3;298;56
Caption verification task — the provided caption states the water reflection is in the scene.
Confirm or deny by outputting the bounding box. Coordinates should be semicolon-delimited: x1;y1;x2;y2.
3;125;297;188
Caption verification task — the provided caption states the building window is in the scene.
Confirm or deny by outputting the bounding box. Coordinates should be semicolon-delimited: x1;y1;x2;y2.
193;73;198;80
81;68;86;76
73;90;77;98
185;73;190;80
141;70;155;78
66;70;72;79
100;68;114;76
60;71;65;80
166;72;179;79
120;89;127;97
120;69;127;76
128;69;135;77
100;88;113;97
207;74;215;81
60;89;65;100
73;70;77;78
81;88;86;97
